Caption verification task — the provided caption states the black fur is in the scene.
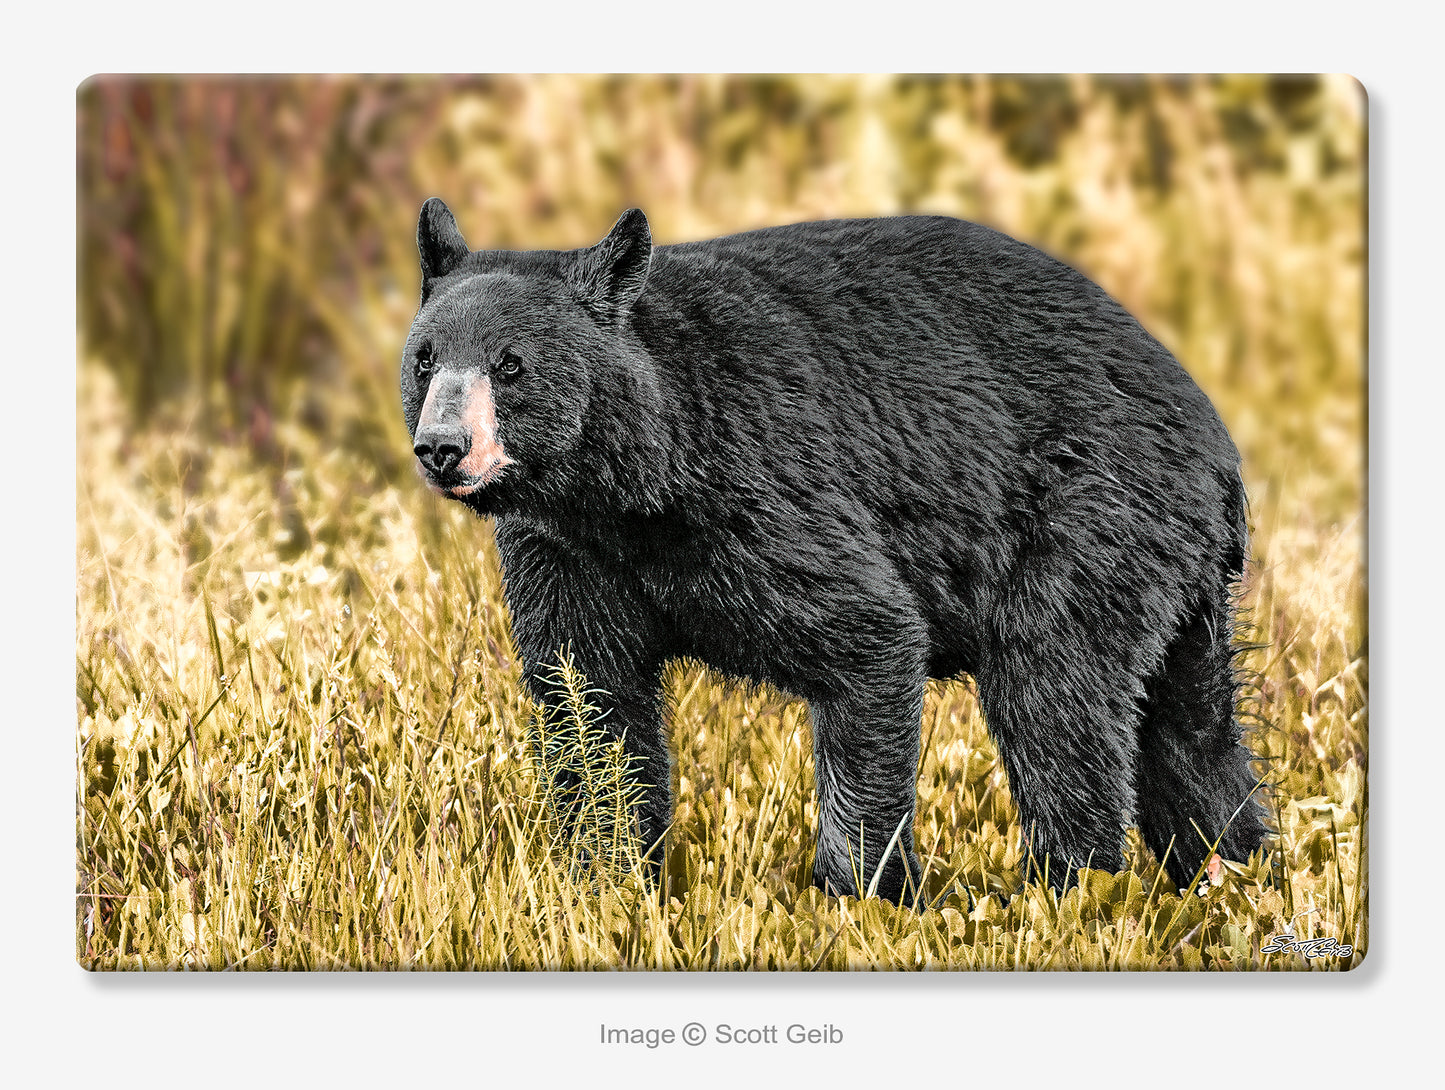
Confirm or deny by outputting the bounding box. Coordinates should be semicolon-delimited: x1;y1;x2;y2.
400;201;1269;905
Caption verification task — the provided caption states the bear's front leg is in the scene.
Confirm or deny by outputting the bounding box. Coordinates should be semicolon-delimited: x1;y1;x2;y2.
807;651;930;908
523;656;672;866
495;521;673;873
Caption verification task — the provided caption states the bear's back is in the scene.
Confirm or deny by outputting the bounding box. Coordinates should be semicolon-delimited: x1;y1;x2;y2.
650;215;1106;325
634;215;1235;487
625;215;1245;671
640;216;1209;417
655;214;1048;285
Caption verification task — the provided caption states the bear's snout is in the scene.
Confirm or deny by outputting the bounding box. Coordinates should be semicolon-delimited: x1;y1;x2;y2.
414;423;471;479
414;371;515;495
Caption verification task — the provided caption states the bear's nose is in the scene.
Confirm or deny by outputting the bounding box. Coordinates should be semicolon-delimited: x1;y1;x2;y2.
414;425;470;477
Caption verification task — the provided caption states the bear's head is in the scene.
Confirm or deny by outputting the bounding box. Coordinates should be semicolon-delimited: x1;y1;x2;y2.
400;198;657;518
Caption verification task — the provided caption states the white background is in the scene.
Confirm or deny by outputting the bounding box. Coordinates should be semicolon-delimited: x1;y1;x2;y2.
4;2;1434;1083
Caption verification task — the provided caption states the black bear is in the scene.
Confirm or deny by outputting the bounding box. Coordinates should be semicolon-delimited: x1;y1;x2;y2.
401;197;1268;906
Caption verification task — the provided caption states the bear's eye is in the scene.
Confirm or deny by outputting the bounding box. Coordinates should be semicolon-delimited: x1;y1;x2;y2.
414;345;433;379
496;349;524;382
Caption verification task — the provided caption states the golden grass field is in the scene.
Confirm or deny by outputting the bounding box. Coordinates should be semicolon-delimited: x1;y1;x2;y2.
76;74;1366;970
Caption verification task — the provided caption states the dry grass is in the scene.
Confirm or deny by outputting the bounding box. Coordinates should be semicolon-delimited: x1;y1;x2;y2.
76;74;1366;970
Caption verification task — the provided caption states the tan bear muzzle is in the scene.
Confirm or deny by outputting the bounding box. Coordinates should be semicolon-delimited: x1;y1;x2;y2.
414;373;514;494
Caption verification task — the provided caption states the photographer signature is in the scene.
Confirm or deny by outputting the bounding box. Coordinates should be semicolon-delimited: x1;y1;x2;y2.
1260;933;1354;959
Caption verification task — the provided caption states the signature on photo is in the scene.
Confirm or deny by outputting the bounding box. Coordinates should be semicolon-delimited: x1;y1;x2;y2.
1260;933;1355;959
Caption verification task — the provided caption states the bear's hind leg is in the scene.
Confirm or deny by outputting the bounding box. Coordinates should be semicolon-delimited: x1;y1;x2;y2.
975;641;1139;892
1135;592;1269;889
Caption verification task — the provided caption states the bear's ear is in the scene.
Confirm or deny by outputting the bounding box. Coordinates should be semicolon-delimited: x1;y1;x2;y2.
570;208;652;323
417;197;470;293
